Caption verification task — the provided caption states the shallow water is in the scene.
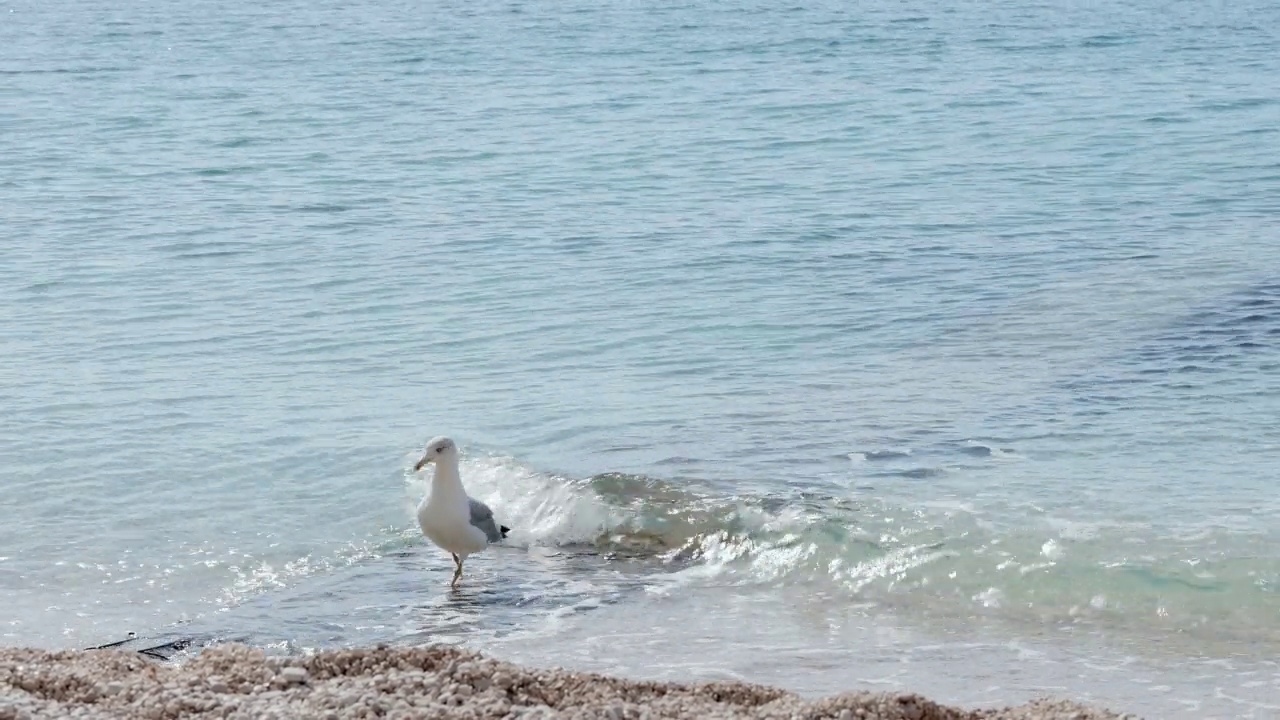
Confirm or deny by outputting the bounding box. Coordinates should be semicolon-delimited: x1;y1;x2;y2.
3;0;1279;716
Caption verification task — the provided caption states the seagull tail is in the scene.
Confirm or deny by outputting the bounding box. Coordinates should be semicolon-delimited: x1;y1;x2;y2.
499;525;510;539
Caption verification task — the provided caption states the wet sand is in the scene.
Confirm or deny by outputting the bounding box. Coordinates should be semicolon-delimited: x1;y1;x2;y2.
0;644;1138;719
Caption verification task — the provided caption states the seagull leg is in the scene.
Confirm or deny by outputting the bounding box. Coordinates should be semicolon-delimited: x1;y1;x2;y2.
450;553;463;589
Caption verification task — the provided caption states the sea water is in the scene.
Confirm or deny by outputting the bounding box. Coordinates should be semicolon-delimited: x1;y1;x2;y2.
2;0;1278;716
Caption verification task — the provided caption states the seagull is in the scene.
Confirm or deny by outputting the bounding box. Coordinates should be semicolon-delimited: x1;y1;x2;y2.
412;436;509;588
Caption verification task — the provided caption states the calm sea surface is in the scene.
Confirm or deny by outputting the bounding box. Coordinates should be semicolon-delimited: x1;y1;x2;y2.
3;0;1279;716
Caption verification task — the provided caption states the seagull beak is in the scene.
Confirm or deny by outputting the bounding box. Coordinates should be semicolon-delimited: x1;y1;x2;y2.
414;454;431;472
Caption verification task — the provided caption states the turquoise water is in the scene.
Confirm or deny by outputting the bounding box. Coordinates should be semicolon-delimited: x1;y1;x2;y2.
3;0;1279;715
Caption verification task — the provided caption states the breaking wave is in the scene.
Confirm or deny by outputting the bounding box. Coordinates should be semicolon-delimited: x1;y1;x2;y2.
405;450;1280;653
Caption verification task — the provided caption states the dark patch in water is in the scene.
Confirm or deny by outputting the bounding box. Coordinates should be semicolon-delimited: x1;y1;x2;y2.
1081;34;1131;48
174;250;251;260
860;449;911;461
1120;565;1229;592
215;137;259;148
654;456;698;466
874;467;944;480
1057;279;1279;414
194;167;252;176
0;66;129;75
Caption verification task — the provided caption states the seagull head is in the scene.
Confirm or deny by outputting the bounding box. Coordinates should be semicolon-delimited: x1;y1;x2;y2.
414;436;457;472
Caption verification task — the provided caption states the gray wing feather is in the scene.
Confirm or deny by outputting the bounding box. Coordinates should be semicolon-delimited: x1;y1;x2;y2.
468;497;506;543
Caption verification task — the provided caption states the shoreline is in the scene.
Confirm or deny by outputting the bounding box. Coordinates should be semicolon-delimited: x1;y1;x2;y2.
0;643;1138;719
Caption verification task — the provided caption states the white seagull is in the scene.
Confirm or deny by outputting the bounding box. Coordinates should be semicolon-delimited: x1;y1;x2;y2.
412;436;509;588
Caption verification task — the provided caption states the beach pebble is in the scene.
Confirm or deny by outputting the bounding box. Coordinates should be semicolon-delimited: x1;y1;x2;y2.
899;699;923;720
280;667;309;686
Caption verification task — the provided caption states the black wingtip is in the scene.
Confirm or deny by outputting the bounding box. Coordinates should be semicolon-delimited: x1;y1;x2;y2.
500;525;510;538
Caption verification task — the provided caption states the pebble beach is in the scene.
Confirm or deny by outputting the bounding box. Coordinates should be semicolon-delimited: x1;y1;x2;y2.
0;644;1136;720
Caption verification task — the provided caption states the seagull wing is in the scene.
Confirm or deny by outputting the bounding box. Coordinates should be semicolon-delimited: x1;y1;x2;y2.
468;497;509;543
